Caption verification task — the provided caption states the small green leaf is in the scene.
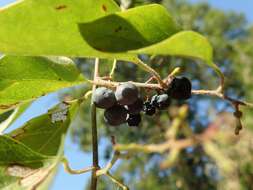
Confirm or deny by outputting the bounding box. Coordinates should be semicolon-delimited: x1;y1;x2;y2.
0;56;85;113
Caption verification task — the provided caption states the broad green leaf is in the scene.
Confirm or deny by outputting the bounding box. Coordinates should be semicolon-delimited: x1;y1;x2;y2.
0;102;78;189
79;4;180;52
0;0;127;59
78;4;222;76
0;56;85;113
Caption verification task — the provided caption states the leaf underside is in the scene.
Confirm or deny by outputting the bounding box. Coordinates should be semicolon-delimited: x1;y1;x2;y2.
0;102;79;189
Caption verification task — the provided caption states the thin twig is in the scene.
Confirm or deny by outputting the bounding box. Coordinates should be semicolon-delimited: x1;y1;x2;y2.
62;157;95;175
90;58;100;190
96;151;120;176
114;128;216;154
88;78;162;90
132;58;167;88
106;172;129;190
109;59;117;79
114;138;197;153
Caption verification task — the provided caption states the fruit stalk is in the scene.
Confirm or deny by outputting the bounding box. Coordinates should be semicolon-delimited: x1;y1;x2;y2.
132;58;167;88
90;58;100;190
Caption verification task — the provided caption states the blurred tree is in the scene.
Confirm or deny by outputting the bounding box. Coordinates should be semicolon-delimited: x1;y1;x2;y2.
63;0;253;189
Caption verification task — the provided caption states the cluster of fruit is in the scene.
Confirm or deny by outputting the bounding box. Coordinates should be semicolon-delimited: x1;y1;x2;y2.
93;77;192;127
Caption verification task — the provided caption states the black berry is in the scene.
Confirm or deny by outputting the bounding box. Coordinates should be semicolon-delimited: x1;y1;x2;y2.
143;101;156;116
156;94;171;110
167;77;192;100
115;83;139;105
104;105;128;126
126;98;143;114
93;87;116;109
127;114;142;127
150;95;159;108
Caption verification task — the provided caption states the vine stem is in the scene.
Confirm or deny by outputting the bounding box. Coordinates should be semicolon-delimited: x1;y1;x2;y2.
90;58;100;190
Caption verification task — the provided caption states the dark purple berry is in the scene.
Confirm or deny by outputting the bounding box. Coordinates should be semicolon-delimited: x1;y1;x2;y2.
126;98;143;114
167;77;192;100
115;83;139;105
93;87;116;109
127;114;142;127
143;101;156;116
104;105;127;126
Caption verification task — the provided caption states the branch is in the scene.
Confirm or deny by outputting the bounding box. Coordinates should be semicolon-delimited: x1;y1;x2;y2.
90;58;100;190
88;78;162;90
87;78;253;108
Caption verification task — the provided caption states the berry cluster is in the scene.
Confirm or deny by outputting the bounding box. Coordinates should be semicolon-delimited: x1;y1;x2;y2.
93;77;191;127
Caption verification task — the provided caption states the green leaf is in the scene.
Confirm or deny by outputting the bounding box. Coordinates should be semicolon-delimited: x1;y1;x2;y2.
0;0;123;58
78;4;222;76
79;4;180;52
8;102;78;156
0;56;85;113
0;102;78;189
131;31;218;71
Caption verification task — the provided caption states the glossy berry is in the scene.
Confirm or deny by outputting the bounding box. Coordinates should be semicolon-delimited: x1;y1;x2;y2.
115;83;139;105
143;101;156;116
104;105;127;126
127;114;142;127
167;77;192;100
126;98;143;114
156;94;171;110
93;87;116;109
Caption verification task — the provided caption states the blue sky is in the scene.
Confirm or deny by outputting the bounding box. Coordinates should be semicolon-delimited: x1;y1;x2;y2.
0;0;253;190
189;0;253;22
